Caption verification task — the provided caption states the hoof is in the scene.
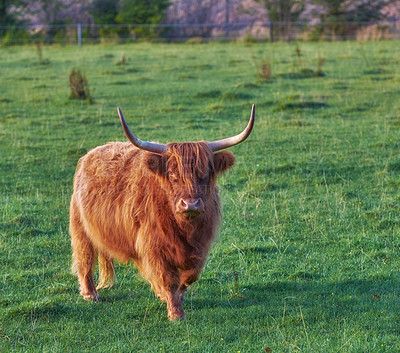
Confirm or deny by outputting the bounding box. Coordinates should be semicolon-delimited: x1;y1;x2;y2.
169;313;186;321
168;308;186;321
82;292;100;302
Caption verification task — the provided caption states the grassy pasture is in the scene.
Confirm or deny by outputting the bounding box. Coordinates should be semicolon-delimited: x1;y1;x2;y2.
1;40;400;352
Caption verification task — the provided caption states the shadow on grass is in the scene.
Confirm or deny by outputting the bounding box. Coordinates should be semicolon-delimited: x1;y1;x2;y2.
2;275;398;328
187;276;399;324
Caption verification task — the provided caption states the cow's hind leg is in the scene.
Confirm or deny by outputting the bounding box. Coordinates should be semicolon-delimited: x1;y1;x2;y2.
70;198;99;302
97;253;115;290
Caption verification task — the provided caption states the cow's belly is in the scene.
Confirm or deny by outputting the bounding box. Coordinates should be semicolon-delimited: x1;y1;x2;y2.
81;213;138;263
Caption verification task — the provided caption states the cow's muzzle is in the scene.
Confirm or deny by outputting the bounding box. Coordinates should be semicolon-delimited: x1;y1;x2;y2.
177;198;205;219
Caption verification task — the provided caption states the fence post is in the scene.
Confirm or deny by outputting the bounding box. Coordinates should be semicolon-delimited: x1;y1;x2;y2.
225;0;230;39
77;23;82;46
269;22;273;42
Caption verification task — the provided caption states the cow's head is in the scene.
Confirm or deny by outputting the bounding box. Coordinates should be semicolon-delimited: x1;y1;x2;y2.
118;105;255;220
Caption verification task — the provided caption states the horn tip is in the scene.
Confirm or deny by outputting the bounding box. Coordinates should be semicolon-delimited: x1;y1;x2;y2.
117;107;124;121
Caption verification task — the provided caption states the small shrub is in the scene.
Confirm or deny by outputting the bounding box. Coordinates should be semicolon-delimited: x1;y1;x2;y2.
295;45;301;57
36;44;42;64
316;56;325;77
359;44;370;67
35;43;50;65
293;44;303;71
69;69;92;103
261;59;271;80
185;37;206;44
249;43;272;82
241;35;257;44
118;54;126;66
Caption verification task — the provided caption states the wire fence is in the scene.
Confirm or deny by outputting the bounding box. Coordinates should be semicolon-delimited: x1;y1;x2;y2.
1;20;400;45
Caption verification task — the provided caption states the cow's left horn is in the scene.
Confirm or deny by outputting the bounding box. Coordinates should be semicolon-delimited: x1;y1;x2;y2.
118;108;168;154
207;104;255;152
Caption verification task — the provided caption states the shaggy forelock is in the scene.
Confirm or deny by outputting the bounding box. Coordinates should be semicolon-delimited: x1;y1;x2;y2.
166;142;214;183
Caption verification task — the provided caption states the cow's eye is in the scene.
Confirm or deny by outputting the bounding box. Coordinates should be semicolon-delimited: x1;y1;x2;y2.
198;175;209;184
168;171;178;183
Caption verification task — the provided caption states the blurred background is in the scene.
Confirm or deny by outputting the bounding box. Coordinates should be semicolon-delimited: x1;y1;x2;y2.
1;0;400;45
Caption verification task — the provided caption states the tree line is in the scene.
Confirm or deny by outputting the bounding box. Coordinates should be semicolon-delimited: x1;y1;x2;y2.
0;0;397;44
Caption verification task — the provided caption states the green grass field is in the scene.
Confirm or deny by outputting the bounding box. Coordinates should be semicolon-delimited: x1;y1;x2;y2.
1;40;400;352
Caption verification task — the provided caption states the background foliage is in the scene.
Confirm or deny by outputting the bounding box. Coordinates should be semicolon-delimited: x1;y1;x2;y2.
0;0;397;43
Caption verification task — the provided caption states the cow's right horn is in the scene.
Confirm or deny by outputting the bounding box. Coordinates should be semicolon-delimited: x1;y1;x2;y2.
118;108;168;154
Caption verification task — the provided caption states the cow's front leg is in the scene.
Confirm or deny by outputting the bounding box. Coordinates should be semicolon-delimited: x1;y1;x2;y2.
146;263;185;320
161;271;185;321
178;268;201;302
166;289;186;321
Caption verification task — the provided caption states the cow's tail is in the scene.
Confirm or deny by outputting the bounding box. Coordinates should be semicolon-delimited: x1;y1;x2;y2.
96;253;115;290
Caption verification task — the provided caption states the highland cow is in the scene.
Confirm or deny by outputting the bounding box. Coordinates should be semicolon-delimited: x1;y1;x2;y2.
70;105;255;320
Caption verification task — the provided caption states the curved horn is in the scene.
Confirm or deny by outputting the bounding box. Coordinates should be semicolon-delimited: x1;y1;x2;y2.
207;104;255;152
118;108;168;154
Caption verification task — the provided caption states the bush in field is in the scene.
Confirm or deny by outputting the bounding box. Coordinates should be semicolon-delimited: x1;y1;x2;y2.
248;43;272;81
69;69;92;103
316;55;325;77
35;43;50;65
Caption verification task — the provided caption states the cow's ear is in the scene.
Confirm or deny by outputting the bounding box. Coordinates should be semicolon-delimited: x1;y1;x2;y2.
214;151;235;174
145;154;165;176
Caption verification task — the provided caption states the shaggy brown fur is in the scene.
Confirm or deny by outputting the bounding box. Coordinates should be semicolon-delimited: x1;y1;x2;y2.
70;141;235;320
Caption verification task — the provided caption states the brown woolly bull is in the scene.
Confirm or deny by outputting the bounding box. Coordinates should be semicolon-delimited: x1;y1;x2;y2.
70;105;255;320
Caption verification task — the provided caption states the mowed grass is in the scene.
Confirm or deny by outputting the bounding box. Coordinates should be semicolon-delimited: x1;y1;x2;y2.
1;40;400;352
